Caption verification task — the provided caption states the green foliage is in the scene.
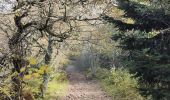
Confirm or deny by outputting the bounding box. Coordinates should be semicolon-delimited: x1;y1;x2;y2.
44;72;68;100
126;49;170;99
0;55;69;99
23;78;42;98
98;53;114;69
112;28;170;99
1;0;169;99
0;84;13;100
23;71;68;99
52;71;68;82
96;68;148;100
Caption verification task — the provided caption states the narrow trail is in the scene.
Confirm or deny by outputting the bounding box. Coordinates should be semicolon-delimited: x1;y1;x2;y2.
62;65;112;100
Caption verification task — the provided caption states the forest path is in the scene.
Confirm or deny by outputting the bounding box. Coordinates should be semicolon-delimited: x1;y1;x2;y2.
62;65;112;100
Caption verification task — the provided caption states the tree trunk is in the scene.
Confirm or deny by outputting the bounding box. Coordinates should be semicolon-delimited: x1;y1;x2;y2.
9;43;24;100
41;35;53;98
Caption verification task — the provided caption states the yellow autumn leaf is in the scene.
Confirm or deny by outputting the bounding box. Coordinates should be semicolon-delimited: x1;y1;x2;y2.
23;75;32;80
29;57;37;65
15;12;20;16
44;67;52;73
47;67;52;72
14;9;22;17
125;18;135;24
40;65;48;71
20;68;26;72
32;73;40;78
39;65;51;74
38;69;44;75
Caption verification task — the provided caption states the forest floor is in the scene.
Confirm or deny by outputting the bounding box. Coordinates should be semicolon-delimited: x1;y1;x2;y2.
62;65;112;100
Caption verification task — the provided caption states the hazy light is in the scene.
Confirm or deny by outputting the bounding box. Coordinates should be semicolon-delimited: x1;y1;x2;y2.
0;0;16;12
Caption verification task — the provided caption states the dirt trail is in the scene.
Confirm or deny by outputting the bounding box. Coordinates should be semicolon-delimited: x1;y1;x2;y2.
62;65;112;100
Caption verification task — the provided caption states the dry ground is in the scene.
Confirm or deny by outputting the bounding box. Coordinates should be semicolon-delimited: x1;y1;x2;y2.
62;65;112;100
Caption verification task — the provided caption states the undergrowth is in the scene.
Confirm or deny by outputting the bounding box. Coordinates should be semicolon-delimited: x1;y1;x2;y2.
87;68;152;100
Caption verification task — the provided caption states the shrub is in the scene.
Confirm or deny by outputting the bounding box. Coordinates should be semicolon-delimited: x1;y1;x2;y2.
44;72;68;100
96;68;149;100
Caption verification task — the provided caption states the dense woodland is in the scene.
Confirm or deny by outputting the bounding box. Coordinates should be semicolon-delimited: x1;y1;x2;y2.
0;0;170;100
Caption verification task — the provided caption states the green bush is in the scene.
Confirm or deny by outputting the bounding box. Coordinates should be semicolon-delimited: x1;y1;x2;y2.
96;68;149;100
44;72;68;100
53;71;68;82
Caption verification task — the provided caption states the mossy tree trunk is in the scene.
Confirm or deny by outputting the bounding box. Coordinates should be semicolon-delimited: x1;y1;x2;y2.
41;35;53;98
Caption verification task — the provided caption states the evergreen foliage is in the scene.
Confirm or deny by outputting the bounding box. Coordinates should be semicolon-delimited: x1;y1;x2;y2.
109;0;170;99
